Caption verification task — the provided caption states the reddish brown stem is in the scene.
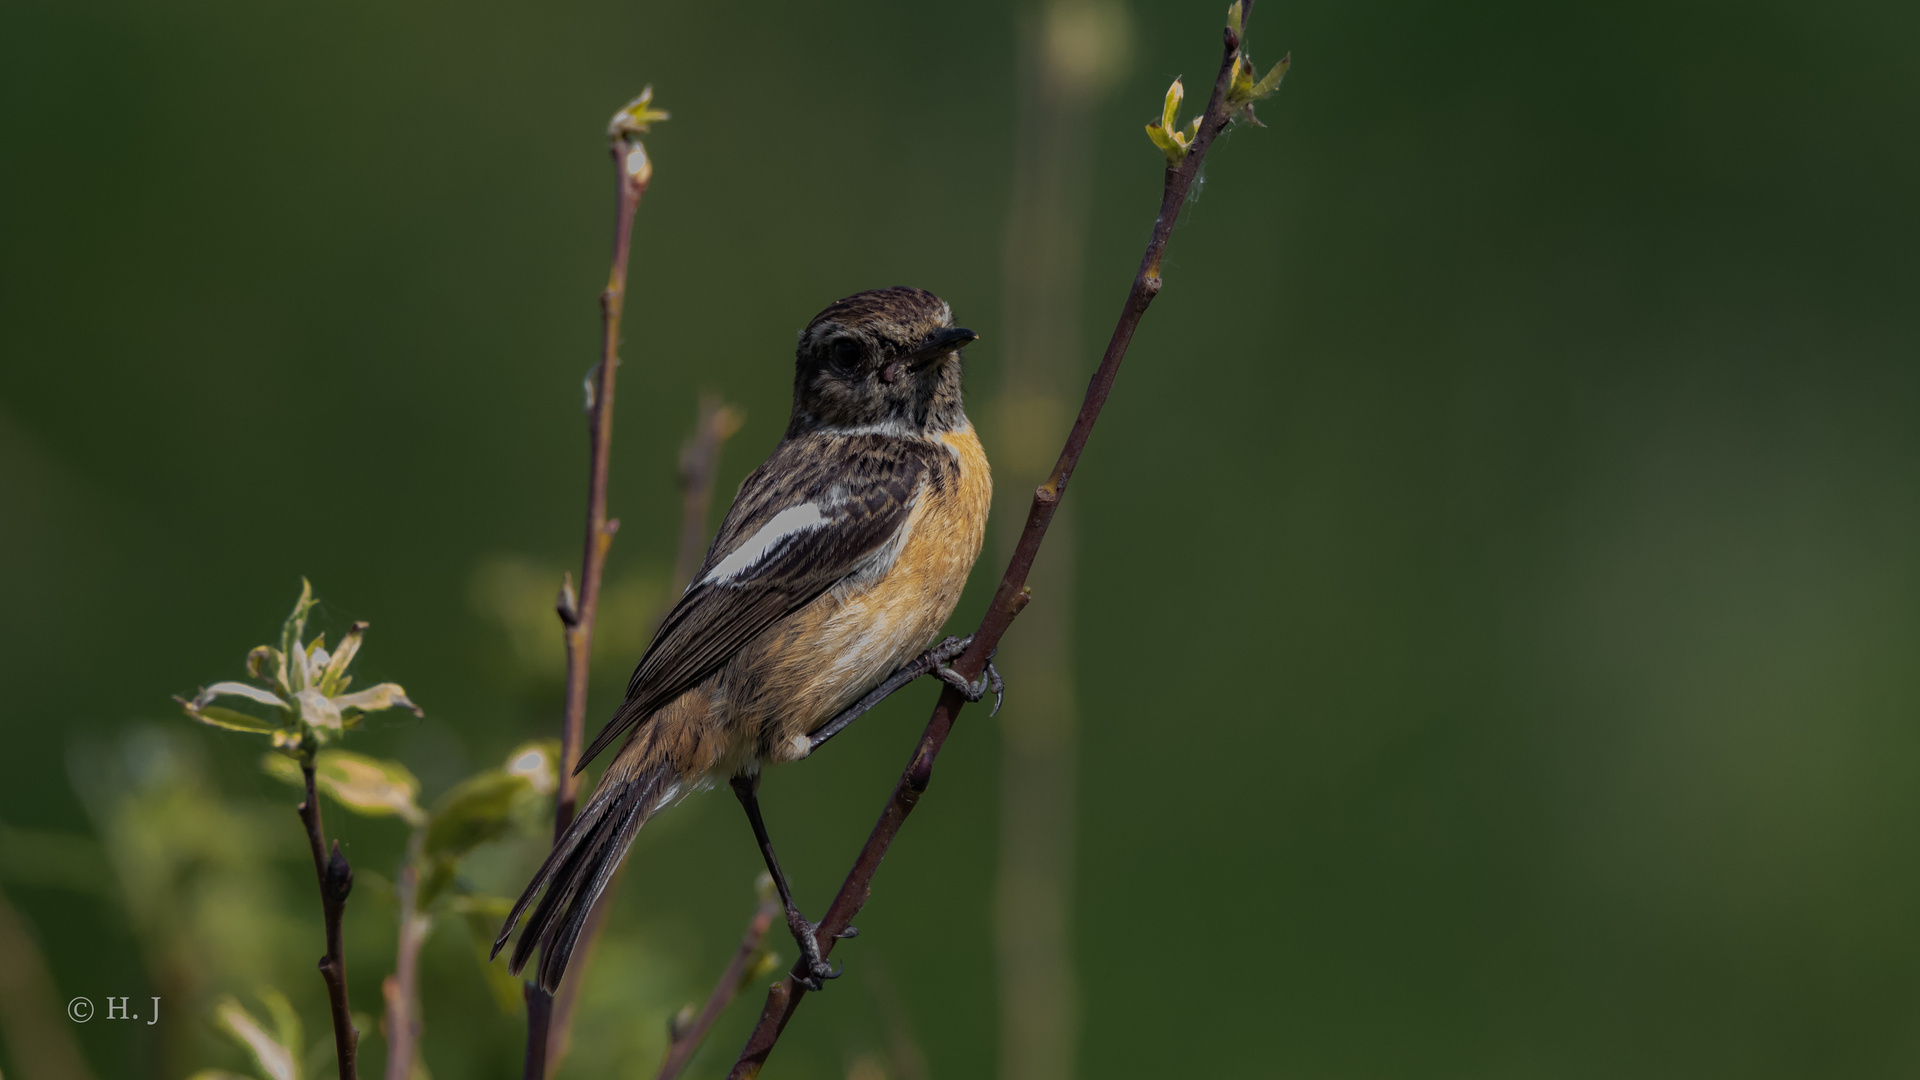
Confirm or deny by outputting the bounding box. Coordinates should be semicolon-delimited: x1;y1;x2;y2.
522;984;554;1080
556;152;646;838
543;398;741;1074
724;9;1261;1076
299;760;359;1080
526;118;653;1080
655;896;781;1080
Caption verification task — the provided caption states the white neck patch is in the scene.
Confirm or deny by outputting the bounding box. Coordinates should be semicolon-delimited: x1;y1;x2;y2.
818;419;919;440
701;503;828;585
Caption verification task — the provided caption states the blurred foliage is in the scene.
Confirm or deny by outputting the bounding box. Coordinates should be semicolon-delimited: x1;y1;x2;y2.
6;577;736;1079
467;557;667;690
62;727;311;1074
171;583;634;1078
203;989;303;1080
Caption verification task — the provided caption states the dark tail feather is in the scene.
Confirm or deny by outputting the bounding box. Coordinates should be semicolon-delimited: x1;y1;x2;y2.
492;761;672;992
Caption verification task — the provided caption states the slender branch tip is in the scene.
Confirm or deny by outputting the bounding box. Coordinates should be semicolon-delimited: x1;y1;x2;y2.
724;4;1278;1072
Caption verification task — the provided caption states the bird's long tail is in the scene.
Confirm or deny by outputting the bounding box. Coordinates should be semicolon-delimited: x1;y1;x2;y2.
492;754;679;992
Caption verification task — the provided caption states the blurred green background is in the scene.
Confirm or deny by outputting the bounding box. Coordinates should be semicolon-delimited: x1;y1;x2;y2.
4;0;1920;1077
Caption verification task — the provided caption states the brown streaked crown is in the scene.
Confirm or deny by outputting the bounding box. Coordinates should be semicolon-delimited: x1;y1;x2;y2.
788;287;976;437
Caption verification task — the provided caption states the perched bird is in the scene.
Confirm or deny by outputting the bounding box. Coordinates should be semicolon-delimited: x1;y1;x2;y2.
495;286;997;992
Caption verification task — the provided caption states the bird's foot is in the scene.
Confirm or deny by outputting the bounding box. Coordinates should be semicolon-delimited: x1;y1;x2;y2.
930;637;1004;715
787;915;859;992
807;636;1008;755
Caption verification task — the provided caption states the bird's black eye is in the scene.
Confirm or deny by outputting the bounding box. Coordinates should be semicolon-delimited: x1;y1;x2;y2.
828;337;862;372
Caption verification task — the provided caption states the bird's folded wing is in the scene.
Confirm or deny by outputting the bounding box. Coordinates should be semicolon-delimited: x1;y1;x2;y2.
574;435;937;770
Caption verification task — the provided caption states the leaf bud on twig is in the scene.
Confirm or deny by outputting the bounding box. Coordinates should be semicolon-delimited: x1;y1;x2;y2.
325;840;355;903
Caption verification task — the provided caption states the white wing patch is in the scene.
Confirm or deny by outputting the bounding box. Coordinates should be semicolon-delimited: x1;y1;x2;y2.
701;502;829;586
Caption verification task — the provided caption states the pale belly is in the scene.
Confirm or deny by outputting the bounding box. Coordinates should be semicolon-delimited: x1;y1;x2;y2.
727;426;992;763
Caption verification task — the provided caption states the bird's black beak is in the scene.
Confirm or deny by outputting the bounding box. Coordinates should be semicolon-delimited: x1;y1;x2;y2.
902;326;979;370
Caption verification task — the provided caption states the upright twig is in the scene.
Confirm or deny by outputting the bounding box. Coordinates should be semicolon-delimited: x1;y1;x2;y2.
556;93;661;841
654;892;782;1080
299;760;359;1080
527;87;669;1080
381;828;428;1080
179;581;420;1080
543;394;742;1075
725;8;1282;1076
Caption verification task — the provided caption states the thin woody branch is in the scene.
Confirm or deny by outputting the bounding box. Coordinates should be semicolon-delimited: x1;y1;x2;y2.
299;760;359;1080
526;88;668;1080
725;7;1274;1075
544;394;741;1074
179;582;422;1080
555;115;650;845
655;894;782;1080
381;830;428;1080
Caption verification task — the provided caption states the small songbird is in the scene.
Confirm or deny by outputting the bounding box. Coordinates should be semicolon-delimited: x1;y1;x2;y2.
495;286;996;992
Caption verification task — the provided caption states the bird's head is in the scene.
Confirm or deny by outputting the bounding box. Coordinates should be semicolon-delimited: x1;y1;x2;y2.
789;287;978;437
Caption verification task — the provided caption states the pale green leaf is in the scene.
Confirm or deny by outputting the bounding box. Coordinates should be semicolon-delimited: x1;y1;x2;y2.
331;682;423;717
196;681;289;711
426;769;530;859
608;85;671;137
260;753;303;786
1148;77;1196;164
212;994;298;1080
257;987;303;1079
185;703;282;735
312;750;423;823
246;645;281;684
1146;122;1187;165
279;579;317;691
294;688;342;732
303;638;329;690
1228;55;1255;101
1250;53;1290;98
417;856;458;912
317;622;367;695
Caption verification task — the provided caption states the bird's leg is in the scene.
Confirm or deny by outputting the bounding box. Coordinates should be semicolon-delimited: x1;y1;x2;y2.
806;635;1003;755
730;774;853;991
